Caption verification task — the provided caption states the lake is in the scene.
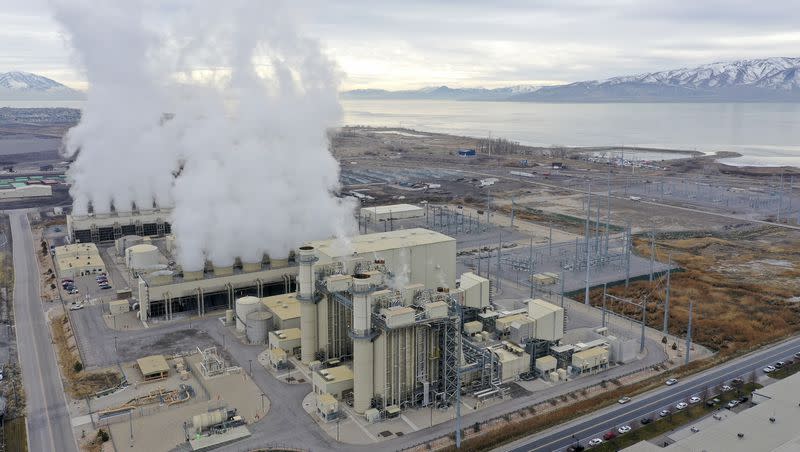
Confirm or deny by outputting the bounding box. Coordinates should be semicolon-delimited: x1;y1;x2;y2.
342;100;800;167
3;99;798;167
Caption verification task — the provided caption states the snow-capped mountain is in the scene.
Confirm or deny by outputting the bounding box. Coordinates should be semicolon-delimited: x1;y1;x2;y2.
343;57;800;102
0;71;84;100
342;84;541;101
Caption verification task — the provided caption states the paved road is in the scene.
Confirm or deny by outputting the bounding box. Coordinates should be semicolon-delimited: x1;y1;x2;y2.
10;211;77;452
502;336;800;452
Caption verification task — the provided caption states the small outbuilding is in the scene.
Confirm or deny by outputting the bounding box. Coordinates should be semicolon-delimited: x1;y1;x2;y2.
136;355;170;382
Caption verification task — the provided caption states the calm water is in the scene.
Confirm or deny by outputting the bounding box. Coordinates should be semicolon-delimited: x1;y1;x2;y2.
4;99;798;167
342;100;800;167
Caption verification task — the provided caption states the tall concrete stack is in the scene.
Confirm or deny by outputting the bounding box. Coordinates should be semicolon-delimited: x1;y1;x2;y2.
351;273;375;414
297;246;318;364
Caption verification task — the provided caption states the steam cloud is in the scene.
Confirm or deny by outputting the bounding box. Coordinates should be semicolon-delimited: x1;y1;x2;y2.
53;0;356;270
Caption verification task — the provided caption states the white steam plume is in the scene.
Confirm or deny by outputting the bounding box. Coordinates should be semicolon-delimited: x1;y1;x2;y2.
53;0;356;270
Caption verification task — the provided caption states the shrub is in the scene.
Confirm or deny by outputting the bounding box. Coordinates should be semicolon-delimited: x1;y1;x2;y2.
97;429;109;442
73;361;83;373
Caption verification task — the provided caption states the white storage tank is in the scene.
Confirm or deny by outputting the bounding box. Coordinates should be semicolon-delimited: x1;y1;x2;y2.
125;244;160;270
192;409;226;433
235;296;261;332
246;311;273;344
116;235;143;256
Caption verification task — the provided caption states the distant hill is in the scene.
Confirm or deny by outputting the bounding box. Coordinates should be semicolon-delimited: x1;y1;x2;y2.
0;71;85;100
343;57;800;102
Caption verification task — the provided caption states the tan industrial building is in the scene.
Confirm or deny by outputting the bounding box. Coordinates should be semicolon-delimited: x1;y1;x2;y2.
625;371;800;452
312;365;354;399
136;355;170;382
360;203;424;222
268;328;301;355
54;243;106;278
571;347;609;373
261;293;301;330
296;228;503;417
0;184;52;199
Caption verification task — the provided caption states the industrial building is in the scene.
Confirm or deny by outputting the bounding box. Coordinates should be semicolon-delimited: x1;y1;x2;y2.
0;184;52;199
54;243;106;277
129;239;298;321
625;371;800;452
359;203;424;222
67;207;173;243
136;355;170;382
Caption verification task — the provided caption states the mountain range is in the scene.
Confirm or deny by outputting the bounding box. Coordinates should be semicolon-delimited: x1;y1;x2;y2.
0;71;84;100
343;57;800;102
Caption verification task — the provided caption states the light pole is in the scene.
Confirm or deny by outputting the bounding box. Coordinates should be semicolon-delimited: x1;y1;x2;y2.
114;336;118;353
249;359;253;376
260;393;265;413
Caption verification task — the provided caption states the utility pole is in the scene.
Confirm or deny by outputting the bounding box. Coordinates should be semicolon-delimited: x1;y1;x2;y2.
529;236;534;298
602;283;607;327
584;180;592;305
496;231;502;291
606;169;611;256
548;220;553;256
560;271;565;308
685;300;694;365
649;222;656;282
625;221;632;288
641;296;647;353
663;253;671;335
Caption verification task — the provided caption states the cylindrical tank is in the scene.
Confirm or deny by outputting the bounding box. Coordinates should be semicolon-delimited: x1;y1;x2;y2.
116;235;143;256
192;409;226;432
270;256;289;269
246;311;273;344
125;244;160;270
213;265;234;276
235;296;261;332
352;274;374;414
225;309;234;325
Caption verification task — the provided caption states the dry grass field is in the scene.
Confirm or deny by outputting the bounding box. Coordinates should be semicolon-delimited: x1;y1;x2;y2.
579;226;800;355
51;314;121;398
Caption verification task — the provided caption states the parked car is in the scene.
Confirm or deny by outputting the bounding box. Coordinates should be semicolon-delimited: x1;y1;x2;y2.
726;400;739;409
689;396;701;404
618;396;631;404
68;289;79;295
618;425;632;434
713;413;724;420
763;365;776;373
61;278;74;283
675;402;688;410
731;378;744;386
659;410;670;417
640;417;652;425
588;438;603;447
739;396;749;403
721;385;733;392
665;378;678;386
69;302;83;311
602;431;617;441
566;446;585;452
691;426;700;433
794;352;800;359
100;285;112;290
775;361;786;368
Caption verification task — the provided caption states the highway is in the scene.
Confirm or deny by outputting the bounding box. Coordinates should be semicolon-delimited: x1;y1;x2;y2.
502;336;800;452
10;211;77;452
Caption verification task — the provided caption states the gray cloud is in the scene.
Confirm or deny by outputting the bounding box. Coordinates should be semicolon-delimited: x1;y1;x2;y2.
3;0;799;89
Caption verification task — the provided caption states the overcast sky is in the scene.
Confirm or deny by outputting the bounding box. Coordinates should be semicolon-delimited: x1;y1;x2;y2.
3;0;800;90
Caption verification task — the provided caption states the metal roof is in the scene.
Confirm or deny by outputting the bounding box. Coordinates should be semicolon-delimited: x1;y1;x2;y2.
136;355;169;376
